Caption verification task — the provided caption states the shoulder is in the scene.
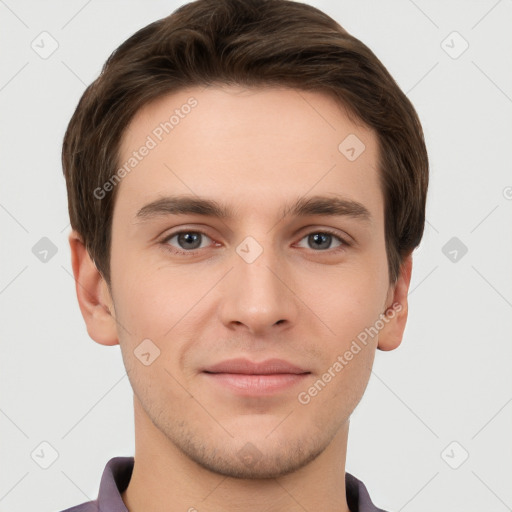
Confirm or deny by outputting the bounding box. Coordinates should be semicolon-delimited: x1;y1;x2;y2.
346;472;390;512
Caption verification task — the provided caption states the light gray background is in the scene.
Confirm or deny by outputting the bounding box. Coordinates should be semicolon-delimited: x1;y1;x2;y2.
1;1;511;511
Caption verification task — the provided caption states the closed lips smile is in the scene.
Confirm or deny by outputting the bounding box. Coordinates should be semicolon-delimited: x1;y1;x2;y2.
202;358;310;395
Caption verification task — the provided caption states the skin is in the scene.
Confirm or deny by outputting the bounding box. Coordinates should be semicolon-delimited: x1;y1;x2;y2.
70;85;412;512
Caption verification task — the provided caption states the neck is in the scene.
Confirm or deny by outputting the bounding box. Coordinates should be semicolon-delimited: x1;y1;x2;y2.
122;395;351;512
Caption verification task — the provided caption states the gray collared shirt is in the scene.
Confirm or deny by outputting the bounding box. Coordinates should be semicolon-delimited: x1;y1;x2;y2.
58;457;389;512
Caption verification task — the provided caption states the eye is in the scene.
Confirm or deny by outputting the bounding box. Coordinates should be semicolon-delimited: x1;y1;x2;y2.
295;230;348;251
160;228;350;256
162;230;214;254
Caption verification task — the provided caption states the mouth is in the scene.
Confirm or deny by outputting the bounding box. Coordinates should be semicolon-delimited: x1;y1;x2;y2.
202;358;311;395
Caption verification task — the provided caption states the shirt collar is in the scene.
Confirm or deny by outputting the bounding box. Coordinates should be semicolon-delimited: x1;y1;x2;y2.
91;456;387;512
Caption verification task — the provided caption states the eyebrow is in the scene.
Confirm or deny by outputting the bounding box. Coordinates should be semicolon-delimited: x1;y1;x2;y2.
135;194;371;223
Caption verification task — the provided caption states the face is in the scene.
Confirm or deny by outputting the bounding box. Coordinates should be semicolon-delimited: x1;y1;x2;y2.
107;85;397;478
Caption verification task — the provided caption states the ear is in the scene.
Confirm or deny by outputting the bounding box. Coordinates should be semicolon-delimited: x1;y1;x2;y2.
69;230;119;346
377;253;413;352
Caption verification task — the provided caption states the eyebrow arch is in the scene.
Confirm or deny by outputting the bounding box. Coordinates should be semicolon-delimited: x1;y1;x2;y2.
135;194;371;223
281;195;371;222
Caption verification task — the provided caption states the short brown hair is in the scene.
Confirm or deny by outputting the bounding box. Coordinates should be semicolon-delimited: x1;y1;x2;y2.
62;0;428;285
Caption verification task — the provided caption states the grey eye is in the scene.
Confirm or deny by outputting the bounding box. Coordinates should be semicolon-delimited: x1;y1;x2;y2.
296;232;344;251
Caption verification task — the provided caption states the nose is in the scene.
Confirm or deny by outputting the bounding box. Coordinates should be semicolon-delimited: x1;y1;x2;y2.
217;242;299;336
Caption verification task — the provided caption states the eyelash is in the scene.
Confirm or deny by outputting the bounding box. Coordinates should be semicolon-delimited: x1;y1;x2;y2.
160;229;351;256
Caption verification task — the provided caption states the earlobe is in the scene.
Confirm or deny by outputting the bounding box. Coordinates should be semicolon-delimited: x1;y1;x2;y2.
377;254;413;352
69;230;119;346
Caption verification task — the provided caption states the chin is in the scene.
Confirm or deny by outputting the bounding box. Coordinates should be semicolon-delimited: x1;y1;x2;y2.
186;439;325;480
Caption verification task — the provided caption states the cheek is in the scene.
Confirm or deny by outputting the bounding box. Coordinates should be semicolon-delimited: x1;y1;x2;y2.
314;349;375;428
296;329;376;438
114;273;178;338
300;262;388;338
111;258;222;356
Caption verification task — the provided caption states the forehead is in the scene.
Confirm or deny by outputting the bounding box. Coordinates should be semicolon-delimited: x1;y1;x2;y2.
115;85;382;223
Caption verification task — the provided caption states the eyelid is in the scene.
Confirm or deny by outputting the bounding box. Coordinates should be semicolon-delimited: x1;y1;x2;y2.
160;228;217;254
293;228;351;252
159;226;353;255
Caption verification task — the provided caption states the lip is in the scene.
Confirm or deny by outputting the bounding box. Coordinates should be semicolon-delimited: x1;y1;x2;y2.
202;358;310;396
202;358;309;375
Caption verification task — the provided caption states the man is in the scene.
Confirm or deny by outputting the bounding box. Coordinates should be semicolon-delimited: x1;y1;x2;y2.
60;0;428;510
